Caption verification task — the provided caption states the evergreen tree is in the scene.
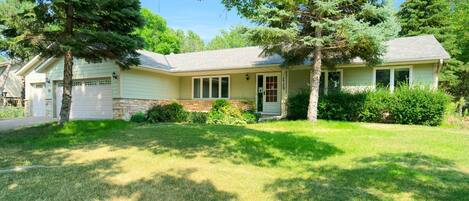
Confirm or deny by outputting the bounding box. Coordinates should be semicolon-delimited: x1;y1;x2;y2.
0;0;144;123
222;0;400;121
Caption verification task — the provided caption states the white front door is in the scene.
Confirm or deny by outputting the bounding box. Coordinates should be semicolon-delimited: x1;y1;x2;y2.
258;73;281;114
31;83;46;117
55;79;113;119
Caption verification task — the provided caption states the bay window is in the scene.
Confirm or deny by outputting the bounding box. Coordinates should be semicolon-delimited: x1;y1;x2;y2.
193;76;230;99
320;70;343;95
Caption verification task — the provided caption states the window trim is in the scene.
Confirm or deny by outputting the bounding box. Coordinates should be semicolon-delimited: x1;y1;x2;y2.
372;66;413;92
192;75;230;99
322;69;343;95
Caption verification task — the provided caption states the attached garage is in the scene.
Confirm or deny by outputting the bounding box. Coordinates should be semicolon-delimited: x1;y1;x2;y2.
31;83;46;117
55;78;113;119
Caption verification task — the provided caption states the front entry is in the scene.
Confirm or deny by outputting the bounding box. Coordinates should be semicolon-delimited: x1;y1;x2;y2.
257;73;281;114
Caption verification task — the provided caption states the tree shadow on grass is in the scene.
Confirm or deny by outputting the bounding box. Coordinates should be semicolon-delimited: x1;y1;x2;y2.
0;158;237;201
127;124;343;167
266;152;469;200
0;122;342;168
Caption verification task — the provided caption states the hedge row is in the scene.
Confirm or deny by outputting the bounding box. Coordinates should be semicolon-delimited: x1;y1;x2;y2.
288;87;450;126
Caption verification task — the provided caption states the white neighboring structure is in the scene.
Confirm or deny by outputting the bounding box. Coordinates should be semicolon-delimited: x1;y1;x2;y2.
0;62;23;106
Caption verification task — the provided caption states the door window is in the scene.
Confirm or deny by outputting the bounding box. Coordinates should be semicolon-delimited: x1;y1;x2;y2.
265;76;278;102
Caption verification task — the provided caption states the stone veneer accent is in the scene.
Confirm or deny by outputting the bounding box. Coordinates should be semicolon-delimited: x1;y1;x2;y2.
113;98;254;120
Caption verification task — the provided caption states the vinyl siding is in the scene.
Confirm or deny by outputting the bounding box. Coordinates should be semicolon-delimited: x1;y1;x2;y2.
413;63;435;88
342;67;373;92
0;65;22;97
288;69;310;97
121;69;179;100
179;73;256;101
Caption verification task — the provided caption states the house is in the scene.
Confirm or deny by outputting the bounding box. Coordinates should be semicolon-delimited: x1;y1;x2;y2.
16;35;450;120
0;61;23;106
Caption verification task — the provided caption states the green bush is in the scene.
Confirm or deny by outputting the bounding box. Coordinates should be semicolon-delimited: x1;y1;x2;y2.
318;91;367;121
207;100;253;125
0;106;24;119
287;89;310;120
391;87;450;126
360;89;395;123
146;102;188;123
188;112;208;124
242;110;260;124
130;112;146;123
287;87;451;126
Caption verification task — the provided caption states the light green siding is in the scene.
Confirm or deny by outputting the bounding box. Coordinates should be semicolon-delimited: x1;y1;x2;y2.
288;69;310;97
121;69;179;100
47;59;118;80
179;76;192;100
342;67;373;92
413;63;435;88
231;73;256;100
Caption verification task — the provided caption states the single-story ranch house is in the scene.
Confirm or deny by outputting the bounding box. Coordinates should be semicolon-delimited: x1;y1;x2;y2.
16;35;450;120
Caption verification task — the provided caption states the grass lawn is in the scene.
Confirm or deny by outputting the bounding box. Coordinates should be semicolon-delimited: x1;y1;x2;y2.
0;120;468;201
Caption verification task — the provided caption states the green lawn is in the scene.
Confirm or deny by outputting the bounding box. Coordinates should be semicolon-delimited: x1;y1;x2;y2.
0;120;468;201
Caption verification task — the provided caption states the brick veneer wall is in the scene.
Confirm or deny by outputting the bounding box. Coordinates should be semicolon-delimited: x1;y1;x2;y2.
113;98;254;120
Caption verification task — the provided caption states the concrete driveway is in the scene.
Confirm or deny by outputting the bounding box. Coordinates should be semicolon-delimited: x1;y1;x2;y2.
0;117;56;133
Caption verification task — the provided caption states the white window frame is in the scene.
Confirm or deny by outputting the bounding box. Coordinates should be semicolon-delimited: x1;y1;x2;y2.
192;75;230;99
372;66;413;92
322;69;343;95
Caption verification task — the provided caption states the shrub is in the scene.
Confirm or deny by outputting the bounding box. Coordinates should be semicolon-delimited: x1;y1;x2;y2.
318;91;367;121
287;89;310;120
287;87;451;126
130;112;146;123
188;112;208;124
360;89;395;123
0;106;24;119
391;87;450;126
242;110;260;124
207;100;250;125
146;102;188;123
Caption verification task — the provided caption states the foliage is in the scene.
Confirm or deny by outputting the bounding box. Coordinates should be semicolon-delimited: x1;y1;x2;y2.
188;112;208;124
136;8;181;54
146;103;188;123
130;112;146;123
397;0;469;99
207;99;254;125
0;106;23;119
289;88;450;126
222;0;400;121
287;89;310;120
175;30;205;53
391;87;450;126
206;25;255;50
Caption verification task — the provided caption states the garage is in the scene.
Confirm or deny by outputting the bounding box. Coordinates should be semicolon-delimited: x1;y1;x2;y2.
55;78;113;119
31;83;46;117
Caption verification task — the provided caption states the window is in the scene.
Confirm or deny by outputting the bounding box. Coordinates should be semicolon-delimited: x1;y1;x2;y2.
394;68;410;88
265;76;278;102
375;69;391;88
374;67;411;91
193;76;230;99
319;70;342;95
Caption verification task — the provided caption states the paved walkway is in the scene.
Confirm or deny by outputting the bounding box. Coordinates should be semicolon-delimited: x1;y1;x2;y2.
0;117;55;133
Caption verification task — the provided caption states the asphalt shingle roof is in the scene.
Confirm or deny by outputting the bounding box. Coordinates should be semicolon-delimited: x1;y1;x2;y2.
138;35;449;72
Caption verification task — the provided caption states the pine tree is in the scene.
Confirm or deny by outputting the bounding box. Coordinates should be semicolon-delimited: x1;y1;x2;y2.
222;0;400;121
0;0;144;123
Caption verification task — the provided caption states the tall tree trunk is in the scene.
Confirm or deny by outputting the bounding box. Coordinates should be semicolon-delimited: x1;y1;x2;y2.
307;28;323;122
59;4;74;124
59;51;73;124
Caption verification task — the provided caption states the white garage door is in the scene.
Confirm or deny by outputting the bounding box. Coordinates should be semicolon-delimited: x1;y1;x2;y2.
56;79;113;119
31;83;46;117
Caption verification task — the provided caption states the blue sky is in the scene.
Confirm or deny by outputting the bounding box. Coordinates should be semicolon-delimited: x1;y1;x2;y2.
141;0;406;43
